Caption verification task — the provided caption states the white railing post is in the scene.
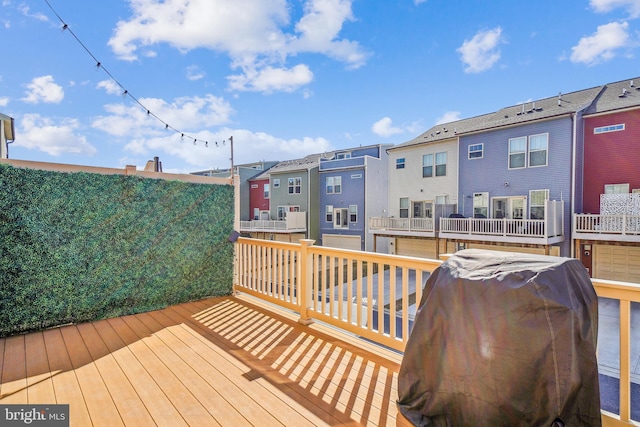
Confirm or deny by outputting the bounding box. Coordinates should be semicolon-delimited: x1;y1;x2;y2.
298;239;316;325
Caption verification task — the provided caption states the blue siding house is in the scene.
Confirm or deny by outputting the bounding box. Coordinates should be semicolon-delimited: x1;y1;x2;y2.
318;144;391;251
447;86;602;257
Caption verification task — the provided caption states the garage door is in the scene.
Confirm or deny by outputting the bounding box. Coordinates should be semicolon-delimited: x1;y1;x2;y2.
593;245;640;283
396;238;437;259
322;234;362;251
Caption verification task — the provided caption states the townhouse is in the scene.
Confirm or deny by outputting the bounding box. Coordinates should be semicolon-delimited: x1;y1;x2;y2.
573;77;640;282
318;144;391;251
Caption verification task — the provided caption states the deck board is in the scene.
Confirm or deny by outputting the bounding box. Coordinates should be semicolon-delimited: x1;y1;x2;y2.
0;295;409;427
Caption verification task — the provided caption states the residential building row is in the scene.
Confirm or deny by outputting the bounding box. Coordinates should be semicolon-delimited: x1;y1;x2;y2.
215;76;640;283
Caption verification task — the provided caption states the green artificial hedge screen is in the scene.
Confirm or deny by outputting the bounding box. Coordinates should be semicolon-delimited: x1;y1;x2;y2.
0;164;235;337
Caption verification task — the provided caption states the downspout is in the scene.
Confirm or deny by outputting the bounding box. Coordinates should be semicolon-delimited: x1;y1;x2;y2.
571;105;589;258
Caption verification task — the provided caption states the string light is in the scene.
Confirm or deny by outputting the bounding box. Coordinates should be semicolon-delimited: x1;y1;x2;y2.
43;0;215;148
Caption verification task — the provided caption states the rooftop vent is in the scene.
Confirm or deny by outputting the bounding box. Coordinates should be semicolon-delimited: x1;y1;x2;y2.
619;88;628;98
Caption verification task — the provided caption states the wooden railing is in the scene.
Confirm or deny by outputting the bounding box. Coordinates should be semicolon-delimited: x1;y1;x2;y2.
234;237;639;426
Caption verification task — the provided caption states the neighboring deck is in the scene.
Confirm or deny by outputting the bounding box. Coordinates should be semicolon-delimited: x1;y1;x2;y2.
0;295;409;427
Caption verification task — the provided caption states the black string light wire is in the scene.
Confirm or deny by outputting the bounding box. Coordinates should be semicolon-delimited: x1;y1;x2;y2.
42;0;224;148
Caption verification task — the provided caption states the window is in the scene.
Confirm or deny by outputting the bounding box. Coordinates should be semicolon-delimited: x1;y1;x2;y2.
334;208;348;228
326;176;342;194
251;184;258;189
273;179;280;188
528;134;548;167
413;201;423;218
435;152;447;176
605;183;630;194
263;183;269;199
422;154;433;177
473;192;488;218
469;143;484;159
349;205;358;223
435;195;447;205
413;201;434;218
400;198;409;218
325;205;333;222
594;124;624;134
288;177;301;194
336;152;351;159
253;208;259;220
509;134;548;169
396;158;405;169
529;189;549;219
423;152;447;177
351;174;362;179
509;137;526;169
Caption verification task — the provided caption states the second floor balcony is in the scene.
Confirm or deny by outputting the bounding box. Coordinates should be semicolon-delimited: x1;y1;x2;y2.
369;216;436;237
574;214;640;242
240;211;307;233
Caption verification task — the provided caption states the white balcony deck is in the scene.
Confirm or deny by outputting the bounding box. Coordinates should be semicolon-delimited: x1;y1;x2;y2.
368;217;436;237
240;212;307;233
439;216;565;245
574;214;640;242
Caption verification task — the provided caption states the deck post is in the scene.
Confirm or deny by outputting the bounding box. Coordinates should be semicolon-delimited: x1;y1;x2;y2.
298;239;316;325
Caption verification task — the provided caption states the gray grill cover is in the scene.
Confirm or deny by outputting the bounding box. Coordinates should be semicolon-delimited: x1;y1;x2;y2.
397;249;601;426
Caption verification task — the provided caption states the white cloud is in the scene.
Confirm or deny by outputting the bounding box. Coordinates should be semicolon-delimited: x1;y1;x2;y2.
414;0;428;4
186;65;205;81
372;117;404;137
435;111;461;125
21;75;64;104
590;0;640;18
18;4;48;21
96;79;123;95
92;94;234;138
570;21;629;65
457;27;504;73
15;114;98;156
227;64;314;93
123;127;334;171
0;97;8;107
107;0;368;93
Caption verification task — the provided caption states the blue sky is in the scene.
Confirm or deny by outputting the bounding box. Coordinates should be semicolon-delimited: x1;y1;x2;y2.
1;0;638;173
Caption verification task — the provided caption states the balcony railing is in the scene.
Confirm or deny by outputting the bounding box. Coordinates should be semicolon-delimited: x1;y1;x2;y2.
574;214;640;242
240;212;306;233
234;237;640;426
369;216;435;233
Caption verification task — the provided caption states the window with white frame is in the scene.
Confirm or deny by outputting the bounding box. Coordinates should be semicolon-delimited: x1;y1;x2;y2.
273;178;280;188
473;192;488;218
529;189;548;219
326;176;342;194
288;177;301;194
334;208;348;228
251;184;258;189
400;198;409;218
435;195;447;205
263;183;269;199
396;158;406;169
413;201;434;218
435;152;447;176
423;152;447;177
605;183;630;194
336;152;351;159
349;205;357;223
325;205;333;222
509;133;548;169
594;124;624;134
469;143;484;159
422;154;433;177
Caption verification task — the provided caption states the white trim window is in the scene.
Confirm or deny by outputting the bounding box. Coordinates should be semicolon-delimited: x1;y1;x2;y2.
396;158;406;169
594;124;624;134
473;192;488;218
326;176;342;194
468;143;484;159
509;133;548;169
529;189;548;219
334;208;348;228
349;205;357;223
263;183;269;199
400;198;409;218
288;177;302;194
435;152;447;176
423;152;447;177
605;183;630;194
325;205;333;222
273;178;280;188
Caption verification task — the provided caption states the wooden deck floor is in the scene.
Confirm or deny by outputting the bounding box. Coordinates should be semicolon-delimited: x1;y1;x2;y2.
0;295;410;426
